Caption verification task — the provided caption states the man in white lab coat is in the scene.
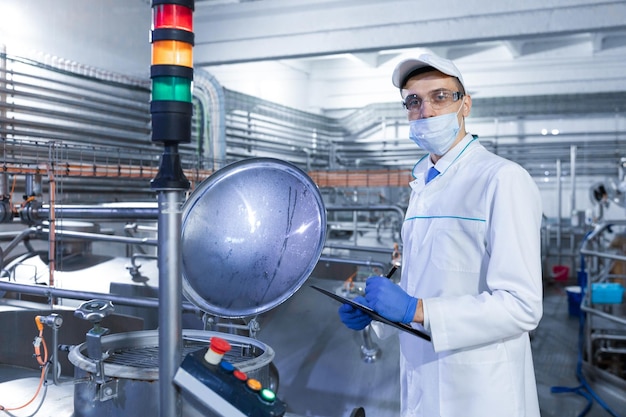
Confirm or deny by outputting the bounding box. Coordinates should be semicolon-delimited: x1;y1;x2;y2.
338;53;543;417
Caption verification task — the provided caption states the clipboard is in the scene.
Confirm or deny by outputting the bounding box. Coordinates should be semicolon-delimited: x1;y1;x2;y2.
310;285;432;342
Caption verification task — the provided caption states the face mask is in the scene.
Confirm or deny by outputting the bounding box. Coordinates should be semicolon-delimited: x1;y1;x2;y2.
408;101;464;155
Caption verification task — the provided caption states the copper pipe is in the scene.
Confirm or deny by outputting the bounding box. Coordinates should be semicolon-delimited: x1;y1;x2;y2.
47;162;56;300
2;162;413;188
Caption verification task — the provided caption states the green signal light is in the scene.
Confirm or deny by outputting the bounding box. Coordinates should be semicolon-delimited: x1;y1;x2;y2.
260;388;276;403
152;76;192;102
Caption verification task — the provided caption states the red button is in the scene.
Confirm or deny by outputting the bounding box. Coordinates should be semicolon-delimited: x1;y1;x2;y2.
209;337;231;355
233;370;247;381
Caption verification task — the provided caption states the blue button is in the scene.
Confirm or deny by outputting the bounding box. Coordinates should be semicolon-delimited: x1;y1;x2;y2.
219;360;235;373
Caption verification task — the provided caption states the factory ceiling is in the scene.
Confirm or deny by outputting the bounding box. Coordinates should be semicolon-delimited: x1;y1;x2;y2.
190;0;626;114
2;0;625;116
0;0;625;182
193;0;626;66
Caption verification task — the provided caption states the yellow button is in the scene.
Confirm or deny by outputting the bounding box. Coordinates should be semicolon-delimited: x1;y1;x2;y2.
246;378;262;392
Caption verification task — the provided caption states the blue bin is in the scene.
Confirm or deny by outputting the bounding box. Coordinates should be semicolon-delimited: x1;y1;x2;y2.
591;283;624;304
565;286;582;317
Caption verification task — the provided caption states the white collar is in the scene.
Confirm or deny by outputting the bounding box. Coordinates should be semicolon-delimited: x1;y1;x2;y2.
411;133;478;179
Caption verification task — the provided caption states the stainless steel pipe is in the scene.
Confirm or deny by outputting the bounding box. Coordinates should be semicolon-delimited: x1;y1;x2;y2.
318;255;386;272
157;190;185;417
32;203;159;221
0;281;200;313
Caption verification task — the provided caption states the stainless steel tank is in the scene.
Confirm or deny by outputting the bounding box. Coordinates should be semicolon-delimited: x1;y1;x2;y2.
69;330;274;417
67;158;327;416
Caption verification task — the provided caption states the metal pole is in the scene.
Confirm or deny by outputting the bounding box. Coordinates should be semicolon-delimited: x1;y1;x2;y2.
149;145;190;417
158;190;184;417
570;145;577;266
556;159;562;264
360;326;380;363
570;145;577;224
0;44;6;139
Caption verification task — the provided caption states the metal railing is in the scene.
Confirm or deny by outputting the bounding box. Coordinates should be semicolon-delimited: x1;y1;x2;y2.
579;221;626;387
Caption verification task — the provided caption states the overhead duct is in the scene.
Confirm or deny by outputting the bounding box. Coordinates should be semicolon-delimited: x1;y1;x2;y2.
194;69;227;171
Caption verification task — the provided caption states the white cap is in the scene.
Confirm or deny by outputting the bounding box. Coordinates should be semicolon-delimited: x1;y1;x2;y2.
392;53;465;92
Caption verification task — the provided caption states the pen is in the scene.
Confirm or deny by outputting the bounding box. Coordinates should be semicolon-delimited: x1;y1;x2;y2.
385;265;397;279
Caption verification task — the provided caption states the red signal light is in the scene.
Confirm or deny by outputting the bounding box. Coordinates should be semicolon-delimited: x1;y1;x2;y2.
153;4;193;32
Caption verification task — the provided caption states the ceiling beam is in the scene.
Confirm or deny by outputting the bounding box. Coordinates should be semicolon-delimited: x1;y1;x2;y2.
193;0;626;65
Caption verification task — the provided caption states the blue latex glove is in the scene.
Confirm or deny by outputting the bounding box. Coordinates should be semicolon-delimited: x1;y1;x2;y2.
338;296;372;330
365;275;418;324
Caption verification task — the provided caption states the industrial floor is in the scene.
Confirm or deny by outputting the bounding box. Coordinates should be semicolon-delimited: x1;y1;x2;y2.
258;278;626;417
2;280;624;417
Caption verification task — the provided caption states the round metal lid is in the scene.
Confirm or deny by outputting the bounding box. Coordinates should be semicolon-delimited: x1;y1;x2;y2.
181;158;327;318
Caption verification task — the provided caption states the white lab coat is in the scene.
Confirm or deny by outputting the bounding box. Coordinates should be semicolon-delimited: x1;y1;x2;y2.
388;134;543;417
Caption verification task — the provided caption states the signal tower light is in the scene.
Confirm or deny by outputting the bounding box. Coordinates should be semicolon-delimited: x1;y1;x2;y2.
149;3;194;416
150;0;195;144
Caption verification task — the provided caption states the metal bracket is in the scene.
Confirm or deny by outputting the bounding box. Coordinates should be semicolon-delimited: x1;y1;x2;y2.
98;379;118;402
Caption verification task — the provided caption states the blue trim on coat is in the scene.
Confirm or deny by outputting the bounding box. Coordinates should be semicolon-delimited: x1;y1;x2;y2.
405;215;486;222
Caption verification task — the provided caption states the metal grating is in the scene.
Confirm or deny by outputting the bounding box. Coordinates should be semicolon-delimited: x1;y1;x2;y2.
103;337;261;369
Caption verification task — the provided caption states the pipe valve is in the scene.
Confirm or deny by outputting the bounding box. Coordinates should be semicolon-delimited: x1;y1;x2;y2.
74;299;114;326
36;313;63;329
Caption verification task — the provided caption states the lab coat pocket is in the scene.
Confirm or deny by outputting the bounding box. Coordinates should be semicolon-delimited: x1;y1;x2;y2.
439;343;520;417
431;222;484;273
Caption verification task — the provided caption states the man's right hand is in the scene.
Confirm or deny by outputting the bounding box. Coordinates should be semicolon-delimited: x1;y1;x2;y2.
338;296;372;330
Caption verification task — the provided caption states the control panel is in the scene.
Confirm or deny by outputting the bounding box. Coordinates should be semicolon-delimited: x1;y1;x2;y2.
174;337;286;417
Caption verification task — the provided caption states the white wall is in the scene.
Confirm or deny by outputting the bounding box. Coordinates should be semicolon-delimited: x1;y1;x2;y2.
0;0;150;78
205;61;311;110
537;176;620;219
